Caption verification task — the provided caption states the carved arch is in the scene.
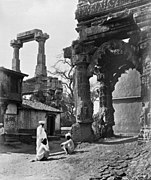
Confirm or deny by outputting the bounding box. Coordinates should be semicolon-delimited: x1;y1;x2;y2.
88;40;139;82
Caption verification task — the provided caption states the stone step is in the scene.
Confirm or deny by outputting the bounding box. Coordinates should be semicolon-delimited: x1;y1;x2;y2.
5;137;19;142
4;141;21;145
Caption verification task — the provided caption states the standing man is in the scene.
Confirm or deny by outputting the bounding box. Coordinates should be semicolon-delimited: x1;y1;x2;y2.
0;123;5;144
36;121;49;153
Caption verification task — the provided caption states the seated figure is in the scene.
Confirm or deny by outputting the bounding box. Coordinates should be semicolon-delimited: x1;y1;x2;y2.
61;133;74;155
36;138;49;161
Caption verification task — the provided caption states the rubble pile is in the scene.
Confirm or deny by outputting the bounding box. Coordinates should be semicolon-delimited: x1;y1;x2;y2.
88;141;151;180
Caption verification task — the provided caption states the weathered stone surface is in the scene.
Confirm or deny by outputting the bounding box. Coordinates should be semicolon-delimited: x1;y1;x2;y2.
65;0;151;142
71;123;94;142
10;39;23;72
76;0;151;21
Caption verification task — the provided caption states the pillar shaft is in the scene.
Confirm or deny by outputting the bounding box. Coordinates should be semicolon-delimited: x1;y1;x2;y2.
74;61;93;123
35;33;49;77
140;37;151;127
96;70;114;137
71;41;94;142
10;40;22;72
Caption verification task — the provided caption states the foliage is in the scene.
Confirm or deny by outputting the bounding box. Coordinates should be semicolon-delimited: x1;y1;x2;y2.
47;53;75;126
48;53;100;126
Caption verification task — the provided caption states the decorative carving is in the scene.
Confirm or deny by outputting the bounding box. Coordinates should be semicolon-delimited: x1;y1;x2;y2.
10;39;23;49
34;32;49;42
88;39;139;134
76;0;147;20
80;25;110;40
95;40;138;67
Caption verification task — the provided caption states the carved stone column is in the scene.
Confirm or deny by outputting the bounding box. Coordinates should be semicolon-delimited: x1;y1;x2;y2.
95;68;114;137
74;61;93;123
10;39;22;72
71;41;94;142
139;32;151;128
35;32;49;77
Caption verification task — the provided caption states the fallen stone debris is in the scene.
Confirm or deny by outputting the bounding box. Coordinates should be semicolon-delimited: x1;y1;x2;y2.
89;140;151;180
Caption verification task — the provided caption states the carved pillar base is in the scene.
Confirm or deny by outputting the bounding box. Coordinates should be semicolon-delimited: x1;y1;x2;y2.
71;122;94;142
105;125;114;137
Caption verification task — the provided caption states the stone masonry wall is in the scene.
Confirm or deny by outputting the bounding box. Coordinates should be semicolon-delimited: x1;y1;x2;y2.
113;69;142;135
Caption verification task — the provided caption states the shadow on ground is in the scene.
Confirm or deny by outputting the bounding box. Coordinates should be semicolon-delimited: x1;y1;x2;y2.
97;135;138;145
0;138;66;155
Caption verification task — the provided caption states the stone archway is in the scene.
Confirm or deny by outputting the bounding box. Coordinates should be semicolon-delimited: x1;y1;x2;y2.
64;0;151;142
89;39;140;137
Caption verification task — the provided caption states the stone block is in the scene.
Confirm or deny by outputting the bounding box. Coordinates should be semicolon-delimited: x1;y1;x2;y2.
71;122;94;142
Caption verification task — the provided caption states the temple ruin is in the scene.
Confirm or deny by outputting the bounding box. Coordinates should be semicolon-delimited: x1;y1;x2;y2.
0;29;63;142
10;29;63;108
64;0;151;141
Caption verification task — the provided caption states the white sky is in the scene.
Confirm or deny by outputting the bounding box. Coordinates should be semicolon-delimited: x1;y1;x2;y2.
0;0;78;78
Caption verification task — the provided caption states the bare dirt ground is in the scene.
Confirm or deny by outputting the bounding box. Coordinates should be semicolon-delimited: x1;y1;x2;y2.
0;137;147;180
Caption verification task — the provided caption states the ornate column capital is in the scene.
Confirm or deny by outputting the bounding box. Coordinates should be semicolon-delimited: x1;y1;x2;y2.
71;40;93;67
34;32;49;42
10;39;22;48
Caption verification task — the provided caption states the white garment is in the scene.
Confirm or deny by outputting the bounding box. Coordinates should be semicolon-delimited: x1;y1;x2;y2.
61;139;74;154
36;125;48;152
0;127;4;135
36;143;49;161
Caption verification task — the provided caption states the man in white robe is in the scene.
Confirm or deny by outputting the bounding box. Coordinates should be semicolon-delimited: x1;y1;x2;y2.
36;138;49;161
36;121;49;153
0;123;5;144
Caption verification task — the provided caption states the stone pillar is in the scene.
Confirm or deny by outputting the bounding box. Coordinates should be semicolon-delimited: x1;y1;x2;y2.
10;40;22;72
74;62;93;123
35;32;49;77
71;41;94;142
138;28;151;141
95;68;114;137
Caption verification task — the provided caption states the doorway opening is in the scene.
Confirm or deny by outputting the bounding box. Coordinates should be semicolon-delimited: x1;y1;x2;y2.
47;115;55;136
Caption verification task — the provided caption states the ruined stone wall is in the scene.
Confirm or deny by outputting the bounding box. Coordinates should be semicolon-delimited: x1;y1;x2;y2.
0;71;9;98
4;115;18;133
17;109;47;129
113;69;141;135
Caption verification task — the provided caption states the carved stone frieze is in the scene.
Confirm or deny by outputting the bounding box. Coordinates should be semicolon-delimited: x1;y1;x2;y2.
79;25;110;40
76;0;151;21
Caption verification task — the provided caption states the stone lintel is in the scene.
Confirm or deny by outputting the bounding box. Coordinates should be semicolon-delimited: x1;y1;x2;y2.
17;29;43;43
78;14;139;41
